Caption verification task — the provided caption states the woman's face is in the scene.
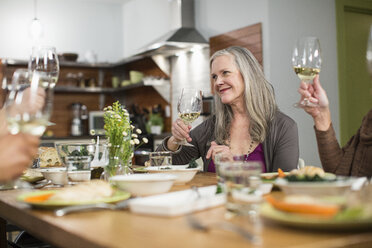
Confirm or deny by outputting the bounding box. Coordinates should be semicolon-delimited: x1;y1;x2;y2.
211;54;245;105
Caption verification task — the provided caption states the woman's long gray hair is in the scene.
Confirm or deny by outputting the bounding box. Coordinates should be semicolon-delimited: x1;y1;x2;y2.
210;46;277;144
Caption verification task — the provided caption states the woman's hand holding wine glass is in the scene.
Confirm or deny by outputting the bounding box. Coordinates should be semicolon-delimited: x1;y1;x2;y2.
172;88;202;147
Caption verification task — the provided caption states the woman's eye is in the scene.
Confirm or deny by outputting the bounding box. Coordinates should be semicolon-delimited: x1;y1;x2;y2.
223;71;230;75
211;75;217;80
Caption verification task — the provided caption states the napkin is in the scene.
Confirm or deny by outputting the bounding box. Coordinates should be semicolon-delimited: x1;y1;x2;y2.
128;185;225;217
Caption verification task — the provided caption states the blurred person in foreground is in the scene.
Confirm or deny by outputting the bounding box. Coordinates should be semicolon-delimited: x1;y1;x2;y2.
158;46;299;172
298;75;372;177
0;132;39;182
0;78;42;182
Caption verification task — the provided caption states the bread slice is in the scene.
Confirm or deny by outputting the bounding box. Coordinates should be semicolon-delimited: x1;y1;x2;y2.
39;147;62;167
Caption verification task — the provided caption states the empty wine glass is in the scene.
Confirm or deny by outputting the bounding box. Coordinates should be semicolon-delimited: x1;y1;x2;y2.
292;37;322;108
5;69;54;136
176;88;202;147
28;46;60;88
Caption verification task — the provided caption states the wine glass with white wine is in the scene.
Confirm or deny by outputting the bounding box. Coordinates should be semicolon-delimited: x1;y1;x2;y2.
28;46;60;88
176;88;202;147
292;37;322;108
5;69;54;136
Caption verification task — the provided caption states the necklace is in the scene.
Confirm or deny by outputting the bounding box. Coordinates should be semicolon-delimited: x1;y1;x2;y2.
246;139;255;154
226;137;255;155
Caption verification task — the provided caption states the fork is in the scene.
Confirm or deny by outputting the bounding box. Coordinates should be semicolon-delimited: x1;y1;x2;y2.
186;187;261;244
54;199;130;217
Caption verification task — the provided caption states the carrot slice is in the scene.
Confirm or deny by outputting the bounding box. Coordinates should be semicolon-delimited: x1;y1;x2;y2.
24;192;55;203
265;195;339;217
277;168;286;178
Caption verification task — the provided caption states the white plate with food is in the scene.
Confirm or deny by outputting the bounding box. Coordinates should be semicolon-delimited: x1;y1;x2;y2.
273;166;352;196
18;180;130;209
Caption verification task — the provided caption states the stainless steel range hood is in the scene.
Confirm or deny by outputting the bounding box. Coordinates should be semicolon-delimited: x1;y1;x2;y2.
135;0;208;57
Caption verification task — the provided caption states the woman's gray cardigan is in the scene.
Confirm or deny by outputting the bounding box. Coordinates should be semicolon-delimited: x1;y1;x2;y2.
157;111;299;172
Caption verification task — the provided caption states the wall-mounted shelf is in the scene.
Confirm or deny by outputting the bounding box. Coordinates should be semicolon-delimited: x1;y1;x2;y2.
54;80;170;96
3;59;112;69
54;86;115;93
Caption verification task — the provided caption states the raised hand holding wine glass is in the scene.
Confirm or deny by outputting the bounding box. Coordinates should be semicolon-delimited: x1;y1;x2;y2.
292;37;322;108
175;88;202;147
5;69;53;136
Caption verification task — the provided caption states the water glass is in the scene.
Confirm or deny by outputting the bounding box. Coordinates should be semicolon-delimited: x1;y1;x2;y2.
149;151;172;166
64;156;92;182
218;160;263;217
55;143;95;182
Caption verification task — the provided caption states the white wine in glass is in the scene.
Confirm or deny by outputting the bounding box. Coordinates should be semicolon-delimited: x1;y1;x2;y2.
292;36;322;108
5;69;53;136
28;46;60;88
176;88;202;147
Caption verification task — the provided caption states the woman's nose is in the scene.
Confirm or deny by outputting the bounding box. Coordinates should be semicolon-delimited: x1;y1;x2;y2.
215;77;224;86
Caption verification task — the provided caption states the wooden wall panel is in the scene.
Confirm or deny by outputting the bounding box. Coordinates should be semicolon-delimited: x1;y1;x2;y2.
47;93;114;137
209;23;263;93
115;86;171;133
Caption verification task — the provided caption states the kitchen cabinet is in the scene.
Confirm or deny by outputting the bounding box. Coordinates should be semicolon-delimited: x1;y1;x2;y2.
0;56;171;137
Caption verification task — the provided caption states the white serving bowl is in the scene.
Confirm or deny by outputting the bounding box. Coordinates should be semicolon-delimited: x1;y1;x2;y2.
110;174;177;196
275;177;355;196
37;168;68;185
68;170;91;182
146;166;199;184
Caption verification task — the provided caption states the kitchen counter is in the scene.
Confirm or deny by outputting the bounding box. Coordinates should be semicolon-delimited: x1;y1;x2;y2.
41;133;171;148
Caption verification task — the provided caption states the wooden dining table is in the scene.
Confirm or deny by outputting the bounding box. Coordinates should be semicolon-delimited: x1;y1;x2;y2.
1;172;372;248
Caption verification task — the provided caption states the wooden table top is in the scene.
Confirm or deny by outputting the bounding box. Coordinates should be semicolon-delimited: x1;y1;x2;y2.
1;172;372;248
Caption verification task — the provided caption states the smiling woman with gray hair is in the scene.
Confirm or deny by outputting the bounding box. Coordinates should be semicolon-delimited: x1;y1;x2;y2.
158;46;299;173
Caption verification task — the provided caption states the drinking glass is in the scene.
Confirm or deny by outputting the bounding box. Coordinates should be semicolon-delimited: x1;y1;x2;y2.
176;88;202;147
55;143;95;183
28;46;60;88
149;151;172;166
5;69;53;136
292;37;322;108
218;158;263;217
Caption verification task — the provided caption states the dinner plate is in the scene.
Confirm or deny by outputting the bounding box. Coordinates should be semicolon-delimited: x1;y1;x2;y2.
260;203;372;231
18;190;130;209
261;172;337;185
